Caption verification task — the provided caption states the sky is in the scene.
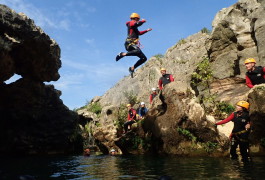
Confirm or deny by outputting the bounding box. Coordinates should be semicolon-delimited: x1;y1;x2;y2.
1;0;238;110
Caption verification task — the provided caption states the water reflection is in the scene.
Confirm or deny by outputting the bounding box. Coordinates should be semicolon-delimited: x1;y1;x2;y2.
1;155;265;179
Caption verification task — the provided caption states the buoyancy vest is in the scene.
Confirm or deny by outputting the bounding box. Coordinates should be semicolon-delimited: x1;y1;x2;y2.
151;93;157;101
160;74;171;86
128;109;136;120
232;111;250;140
246;66;265;85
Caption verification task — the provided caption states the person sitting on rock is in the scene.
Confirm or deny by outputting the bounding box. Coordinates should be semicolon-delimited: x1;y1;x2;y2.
137;102;148;120
158;68;174;90
149;87;157;104
215;101;251;162
124;104;137;133
245;58;265;88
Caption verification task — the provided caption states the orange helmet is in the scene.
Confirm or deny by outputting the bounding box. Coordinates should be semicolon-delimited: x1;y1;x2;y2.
236;101;250;110
244;58;256;64
130;13;140;19
160;68;166;72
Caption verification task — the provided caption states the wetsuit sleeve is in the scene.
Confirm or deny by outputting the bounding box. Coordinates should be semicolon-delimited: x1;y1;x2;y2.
136;20;146;27
263;67;265;79
245;75;254;88
139;30;148;35
216;113;234;125
170;74;174;82
149;94;152;104
132;109;137;119
158;79;163;90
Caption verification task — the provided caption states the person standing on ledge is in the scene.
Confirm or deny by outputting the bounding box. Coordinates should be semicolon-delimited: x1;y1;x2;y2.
215;101;251;162
158;68;174;90
116;12;152;78
244;58;265;88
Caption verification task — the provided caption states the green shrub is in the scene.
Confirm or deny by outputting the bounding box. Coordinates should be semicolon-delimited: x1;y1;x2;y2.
202;141;218;153
88;102;102;116
153;53;164;59
115;104;128;128
123;90;138;105
201;27;211;34
191;57;213;88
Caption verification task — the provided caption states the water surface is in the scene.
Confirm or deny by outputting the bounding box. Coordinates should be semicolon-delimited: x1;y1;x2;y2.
1;154;265;179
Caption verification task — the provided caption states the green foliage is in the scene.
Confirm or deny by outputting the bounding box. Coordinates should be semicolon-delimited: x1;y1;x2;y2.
177;127;219;153
256;86;265;90
95;122;101;127
87;102;102;116
177;127;197;142
216;101;235;114
131;135;151;150
202;141;218;153
201;27;211;34
115;104;128;128
177;38;186;45
191;57;213;88
153;53;164;59
123;90;138;105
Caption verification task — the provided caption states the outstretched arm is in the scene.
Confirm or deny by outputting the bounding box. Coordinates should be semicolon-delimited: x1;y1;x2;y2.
216;113;234;125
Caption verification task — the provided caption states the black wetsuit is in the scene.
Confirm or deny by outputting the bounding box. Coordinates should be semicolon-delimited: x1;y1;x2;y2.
124;20;148;69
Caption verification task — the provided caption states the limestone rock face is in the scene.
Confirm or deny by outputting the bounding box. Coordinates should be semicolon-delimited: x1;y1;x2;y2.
248;85;265;147
207;0;265;79
0;5;61;82
79;0;265;155
142;83;229;155
0;5;81;155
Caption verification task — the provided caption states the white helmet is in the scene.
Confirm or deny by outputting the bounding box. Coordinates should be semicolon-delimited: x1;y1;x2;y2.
140;102;145;105
151;88;156;91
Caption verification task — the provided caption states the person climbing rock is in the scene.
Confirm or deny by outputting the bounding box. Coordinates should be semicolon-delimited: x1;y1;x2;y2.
137;102;148;120
116;12;152;78
123;104;137;133
158;68;174;90
149;87;157;104
215;101;251;162
245;58;265;88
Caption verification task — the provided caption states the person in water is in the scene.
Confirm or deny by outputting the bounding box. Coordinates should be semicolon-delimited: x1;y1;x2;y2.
116;12;152;78
215;101;251;161
83;148;90;156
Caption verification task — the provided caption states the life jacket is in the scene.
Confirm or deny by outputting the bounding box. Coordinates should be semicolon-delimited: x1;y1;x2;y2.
232;111;250;140
139;107;147;117
160;74;171;86
151;93;157;101
128;108;136;120
246;66;265;85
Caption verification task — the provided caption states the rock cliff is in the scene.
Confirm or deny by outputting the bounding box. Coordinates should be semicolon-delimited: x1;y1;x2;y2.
0;5;82;155
78;0;265;156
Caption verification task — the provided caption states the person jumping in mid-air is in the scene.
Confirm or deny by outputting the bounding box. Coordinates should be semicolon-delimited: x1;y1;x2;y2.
116;12;152;78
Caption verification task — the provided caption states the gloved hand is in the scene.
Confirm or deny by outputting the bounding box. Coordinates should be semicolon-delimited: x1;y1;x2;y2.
214;124;217;128
141;19;146;23
147;28;152;32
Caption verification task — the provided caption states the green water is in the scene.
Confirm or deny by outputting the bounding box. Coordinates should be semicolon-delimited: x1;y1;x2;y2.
1;154;265;179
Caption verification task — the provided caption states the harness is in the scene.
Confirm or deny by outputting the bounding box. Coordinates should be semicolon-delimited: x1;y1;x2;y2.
126;38;143;49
